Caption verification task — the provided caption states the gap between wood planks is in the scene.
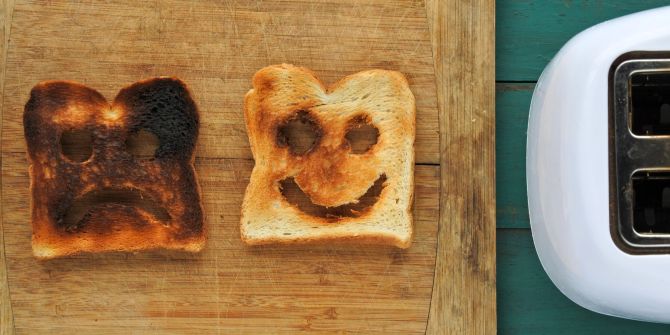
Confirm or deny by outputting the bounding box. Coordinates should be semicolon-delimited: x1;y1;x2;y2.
425;0;496;334
1;0;17;334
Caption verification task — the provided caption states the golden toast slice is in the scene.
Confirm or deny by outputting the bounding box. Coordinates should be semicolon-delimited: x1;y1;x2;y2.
241;64;415;248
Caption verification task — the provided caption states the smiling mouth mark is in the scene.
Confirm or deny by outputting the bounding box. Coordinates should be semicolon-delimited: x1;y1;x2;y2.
60;187;170;231
279;174;387;219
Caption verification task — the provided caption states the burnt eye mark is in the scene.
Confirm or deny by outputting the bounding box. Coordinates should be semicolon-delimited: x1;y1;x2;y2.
276;110;322;155
126;129;160;159
118;78;199;160
60;129;93;163
280;174;387;220
345;115;379;154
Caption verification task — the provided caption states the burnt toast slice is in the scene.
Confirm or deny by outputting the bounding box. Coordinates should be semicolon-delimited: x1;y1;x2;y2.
24;78;205;259
241;64;416;248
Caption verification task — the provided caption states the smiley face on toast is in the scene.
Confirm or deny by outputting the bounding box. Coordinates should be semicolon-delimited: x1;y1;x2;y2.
24;78;205;259
241;64;415;248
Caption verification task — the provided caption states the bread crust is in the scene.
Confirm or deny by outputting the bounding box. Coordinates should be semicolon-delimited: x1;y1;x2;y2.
24;78;205;259
241;64;416;248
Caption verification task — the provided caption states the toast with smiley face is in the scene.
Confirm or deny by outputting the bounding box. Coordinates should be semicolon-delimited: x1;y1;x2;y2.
242;64;415;248
24;78;205;259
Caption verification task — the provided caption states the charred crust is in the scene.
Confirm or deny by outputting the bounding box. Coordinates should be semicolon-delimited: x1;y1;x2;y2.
25;81;107;117
114;78;199;160
24;79;205;255
347;114;372;126
24;81;107;161
172;161;205;239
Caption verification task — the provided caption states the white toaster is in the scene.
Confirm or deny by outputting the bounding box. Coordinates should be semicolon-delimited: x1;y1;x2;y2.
527;6;670;322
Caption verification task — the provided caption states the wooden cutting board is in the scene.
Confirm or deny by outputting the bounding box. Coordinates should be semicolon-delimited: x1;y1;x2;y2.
0;1;495;334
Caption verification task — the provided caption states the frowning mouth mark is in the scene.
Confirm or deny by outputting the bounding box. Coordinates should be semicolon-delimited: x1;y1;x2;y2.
59;187;170;231
279;174;387;219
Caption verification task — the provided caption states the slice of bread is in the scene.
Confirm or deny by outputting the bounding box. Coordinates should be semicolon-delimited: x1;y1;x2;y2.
241;64;416;248
24;78;205;259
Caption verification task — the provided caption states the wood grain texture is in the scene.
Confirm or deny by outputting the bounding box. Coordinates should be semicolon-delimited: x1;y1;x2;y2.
426;0;496;334
3;153;439;334
0;1;440;164
1;0;16;334
1;1;447;333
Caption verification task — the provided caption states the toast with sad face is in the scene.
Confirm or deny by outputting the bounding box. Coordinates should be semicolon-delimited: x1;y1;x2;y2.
241;64;416;248
24;78;204;259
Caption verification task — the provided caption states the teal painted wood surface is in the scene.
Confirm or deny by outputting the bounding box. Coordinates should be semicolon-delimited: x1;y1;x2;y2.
498;230;670;334
496;0;670;333
497;1;670;81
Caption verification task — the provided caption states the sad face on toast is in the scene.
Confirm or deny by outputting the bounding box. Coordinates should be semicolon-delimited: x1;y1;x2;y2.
24;78;205;259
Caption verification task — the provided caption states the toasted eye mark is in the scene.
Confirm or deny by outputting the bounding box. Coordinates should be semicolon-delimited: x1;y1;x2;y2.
280;174;387;220
60;129;93;163
59;187;170;232
276;110;322;155
126;129;160;159
345;115;379;154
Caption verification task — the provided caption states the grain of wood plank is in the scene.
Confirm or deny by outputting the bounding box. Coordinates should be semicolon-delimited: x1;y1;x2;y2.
425;0;496;334
2;153;439;334
1;1;443;333
1;0;16;334
0;1;440;164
